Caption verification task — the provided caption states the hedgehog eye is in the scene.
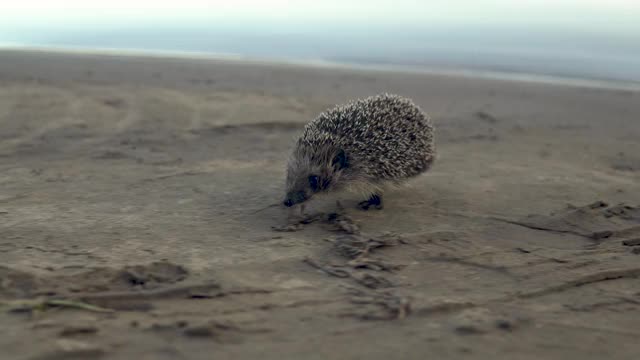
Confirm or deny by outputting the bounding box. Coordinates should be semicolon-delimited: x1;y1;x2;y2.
308;175;320;191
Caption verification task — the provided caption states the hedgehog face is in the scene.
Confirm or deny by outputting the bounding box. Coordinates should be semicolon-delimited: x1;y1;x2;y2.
284;149;348;207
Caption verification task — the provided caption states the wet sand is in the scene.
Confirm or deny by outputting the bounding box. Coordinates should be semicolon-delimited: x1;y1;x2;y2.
1;49;640;360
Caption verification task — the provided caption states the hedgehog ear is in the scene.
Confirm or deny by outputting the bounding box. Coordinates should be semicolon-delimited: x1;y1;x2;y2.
332;149;348;170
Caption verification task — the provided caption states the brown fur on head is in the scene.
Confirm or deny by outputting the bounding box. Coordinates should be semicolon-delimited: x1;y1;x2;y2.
283;144;349;207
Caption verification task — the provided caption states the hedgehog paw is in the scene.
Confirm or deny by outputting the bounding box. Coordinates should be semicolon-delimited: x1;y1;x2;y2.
358;194;383;210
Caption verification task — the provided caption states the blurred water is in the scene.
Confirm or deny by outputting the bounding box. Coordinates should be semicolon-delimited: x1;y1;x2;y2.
1;1;639;84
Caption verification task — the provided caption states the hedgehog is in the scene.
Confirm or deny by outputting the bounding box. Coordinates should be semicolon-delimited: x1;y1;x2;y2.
283;93;435;210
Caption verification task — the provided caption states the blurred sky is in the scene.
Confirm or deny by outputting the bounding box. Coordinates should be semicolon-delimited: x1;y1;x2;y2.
1;1;639;82
2;1;639;30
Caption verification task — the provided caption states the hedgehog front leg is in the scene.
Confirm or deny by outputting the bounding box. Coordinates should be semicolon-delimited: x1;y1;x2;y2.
358;193;383;210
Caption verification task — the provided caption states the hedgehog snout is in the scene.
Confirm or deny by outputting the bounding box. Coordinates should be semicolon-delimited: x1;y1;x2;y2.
283;191;307;207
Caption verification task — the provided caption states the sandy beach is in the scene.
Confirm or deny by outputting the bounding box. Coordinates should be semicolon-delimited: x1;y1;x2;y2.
1;49;640;359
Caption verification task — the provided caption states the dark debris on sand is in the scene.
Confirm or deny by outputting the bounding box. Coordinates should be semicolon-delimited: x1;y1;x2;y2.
299;210;410;308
